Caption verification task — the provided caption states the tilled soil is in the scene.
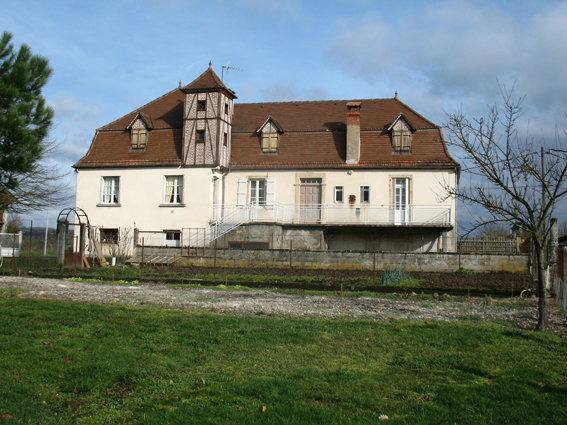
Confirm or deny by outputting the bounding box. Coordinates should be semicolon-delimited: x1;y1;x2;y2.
162;266;534;291
1;276;565;333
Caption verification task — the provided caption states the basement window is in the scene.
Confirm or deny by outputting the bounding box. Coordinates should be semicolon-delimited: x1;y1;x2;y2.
100;228;119;244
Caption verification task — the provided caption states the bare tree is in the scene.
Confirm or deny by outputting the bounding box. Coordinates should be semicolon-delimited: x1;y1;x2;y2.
444;88;567;331
1;142;71;215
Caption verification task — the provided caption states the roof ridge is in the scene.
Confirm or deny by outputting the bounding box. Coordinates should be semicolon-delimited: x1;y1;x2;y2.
236;98;394;106
98;87;181;131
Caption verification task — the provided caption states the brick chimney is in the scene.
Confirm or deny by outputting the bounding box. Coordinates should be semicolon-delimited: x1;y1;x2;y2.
346;102;361;164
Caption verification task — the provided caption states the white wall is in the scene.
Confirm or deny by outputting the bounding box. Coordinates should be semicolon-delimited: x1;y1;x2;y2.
75;167;216;232
224;168;456;214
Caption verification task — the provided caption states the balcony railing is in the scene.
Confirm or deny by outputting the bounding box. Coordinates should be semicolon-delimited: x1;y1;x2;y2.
212;203;452;227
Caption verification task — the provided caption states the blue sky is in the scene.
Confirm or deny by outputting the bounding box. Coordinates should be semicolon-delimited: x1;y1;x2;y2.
1;0;566;230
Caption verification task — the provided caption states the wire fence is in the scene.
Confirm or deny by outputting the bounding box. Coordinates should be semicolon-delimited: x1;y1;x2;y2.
456;237;518;254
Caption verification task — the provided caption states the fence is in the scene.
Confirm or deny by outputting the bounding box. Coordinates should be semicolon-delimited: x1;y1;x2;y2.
0;232;23;257
554;246;567;312
457;237;518;254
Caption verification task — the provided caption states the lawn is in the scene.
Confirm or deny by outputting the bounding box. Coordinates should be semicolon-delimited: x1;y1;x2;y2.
0;295;565;424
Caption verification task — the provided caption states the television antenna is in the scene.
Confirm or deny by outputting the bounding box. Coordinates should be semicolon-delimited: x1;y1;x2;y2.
222;62;243;81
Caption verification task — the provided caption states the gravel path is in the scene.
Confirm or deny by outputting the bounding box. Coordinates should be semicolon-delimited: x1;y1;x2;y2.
1;276;565;332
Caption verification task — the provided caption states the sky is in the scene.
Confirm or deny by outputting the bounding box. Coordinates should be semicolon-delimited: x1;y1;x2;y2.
1;0;566;232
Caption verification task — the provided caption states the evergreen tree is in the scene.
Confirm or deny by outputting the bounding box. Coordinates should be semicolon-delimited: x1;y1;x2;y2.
0;31;59;230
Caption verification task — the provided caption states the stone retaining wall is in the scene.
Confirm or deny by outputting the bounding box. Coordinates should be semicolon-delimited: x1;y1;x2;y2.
149;248;529;273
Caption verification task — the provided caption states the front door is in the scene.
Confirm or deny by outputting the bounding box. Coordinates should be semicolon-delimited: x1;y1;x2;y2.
394;178;409;225
300;178;322;222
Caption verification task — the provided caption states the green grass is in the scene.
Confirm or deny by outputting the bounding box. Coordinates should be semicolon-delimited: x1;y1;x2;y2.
0;297;565;425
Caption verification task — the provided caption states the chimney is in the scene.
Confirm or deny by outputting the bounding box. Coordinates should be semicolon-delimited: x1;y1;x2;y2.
346;102;361;164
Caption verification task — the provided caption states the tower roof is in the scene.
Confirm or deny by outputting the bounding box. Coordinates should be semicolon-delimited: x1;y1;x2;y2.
181;63;237;99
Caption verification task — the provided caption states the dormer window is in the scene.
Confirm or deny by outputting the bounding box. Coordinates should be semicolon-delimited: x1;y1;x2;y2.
131;128;148;150
127;113;152;151
388;114;415;153
257;116;283;154
261;133;278;153
392;130;411;152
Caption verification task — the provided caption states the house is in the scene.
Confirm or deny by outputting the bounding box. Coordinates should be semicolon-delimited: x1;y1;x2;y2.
74;64;459;254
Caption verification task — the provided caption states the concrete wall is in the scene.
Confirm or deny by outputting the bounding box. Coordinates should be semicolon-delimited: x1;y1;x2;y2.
159;248;529;273
215;223;449;253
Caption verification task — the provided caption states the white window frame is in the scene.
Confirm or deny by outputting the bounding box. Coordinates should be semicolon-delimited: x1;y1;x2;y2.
334;186;344;203
101;177;120;205
164;176;183;204
249;179;266;206
361;186;370;203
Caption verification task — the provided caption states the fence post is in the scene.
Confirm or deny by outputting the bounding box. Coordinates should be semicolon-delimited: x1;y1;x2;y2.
141;237;145;270
214;240;217;275
28;220;33;268
289;240;293;283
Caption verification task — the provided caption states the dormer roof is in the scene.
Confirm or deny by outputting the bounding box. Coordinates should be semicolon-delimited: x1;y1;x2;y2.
126;112;153;130
180;63;237;99
387;113;416;132
256;116;284;134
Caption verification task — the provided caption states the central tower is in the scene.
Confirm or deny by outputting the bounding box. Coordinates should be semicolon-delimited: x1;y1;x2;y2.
181;63;237;167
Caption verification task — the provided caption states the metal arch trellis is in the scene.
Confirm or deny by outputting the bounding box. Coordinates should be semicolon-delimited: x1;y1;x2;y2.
56;207;92;267
57;207;90;228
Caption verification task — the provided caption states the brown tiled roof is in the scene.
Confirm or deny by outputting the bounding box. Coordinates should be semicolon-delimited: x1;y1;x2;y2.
229;128;457;169
74;83;458;169
232;98;437;133
98;89;185;131
75;129;182;168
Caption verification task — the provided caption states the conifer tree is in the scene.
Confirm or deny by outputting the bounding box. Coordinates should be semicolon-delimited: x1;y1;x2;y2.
0;31;64;230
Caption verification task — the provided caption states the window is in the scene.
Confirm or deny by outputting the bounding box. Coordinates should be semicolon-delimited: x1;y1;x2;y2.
334;186;344;203
164;176;183;204
165;231;181;241
131;128;148;150
100;228;118;244
196;130;205;141
392;130;412;152
101;177;120;204
250;179;266;205
361;186;370;203
261;132;278;153
224;103;229;115
223;132;228;146
197;100;206;111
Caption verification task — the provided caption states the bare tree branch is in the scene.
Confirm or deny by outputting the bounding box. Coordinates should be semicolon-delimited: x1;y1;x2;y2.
444;89;567;331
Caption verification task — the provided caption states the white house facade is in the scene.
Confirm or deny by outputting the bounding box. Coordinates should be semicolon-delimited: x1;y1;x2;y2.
74;65;459;254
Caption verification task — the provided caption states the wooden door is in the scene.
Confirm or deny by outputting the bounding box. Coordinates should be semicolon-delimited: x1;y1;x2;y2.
300;178;322;222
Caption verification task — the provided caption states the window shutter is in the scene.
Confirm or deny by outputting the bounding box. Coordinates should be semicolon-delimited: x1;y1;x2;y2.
266;179;275;206
237;179;247;206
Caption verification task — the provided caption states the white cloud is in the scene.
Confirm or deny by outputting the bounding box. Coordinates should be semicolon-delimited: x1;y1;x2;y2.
47;92;101;164
325;0;566;121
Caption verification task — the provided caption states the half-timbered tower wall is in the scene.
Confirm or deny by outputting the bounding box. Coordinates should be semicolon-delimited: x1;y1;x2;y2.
182;91;233;167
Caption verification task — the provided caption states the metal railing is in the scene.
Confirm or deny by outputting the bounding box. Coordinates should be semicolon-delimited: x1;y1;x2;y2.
211;203;452;227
